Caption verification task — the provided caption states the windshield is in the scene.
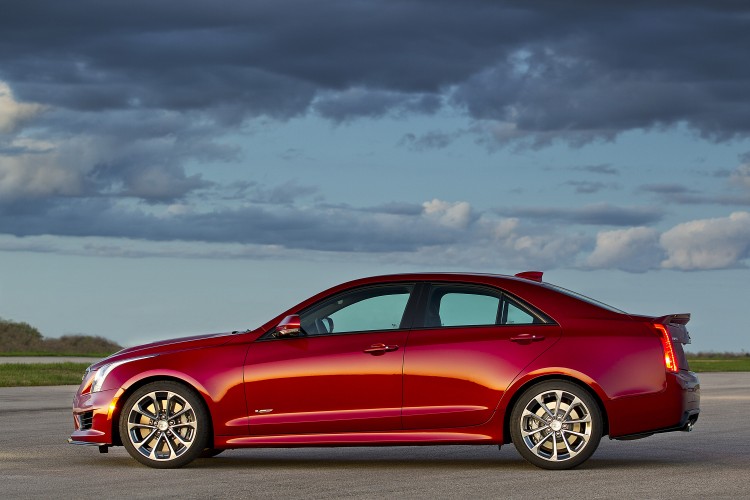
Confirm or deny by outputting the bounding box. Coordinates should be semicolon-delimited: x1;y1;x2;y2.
543;283;627;314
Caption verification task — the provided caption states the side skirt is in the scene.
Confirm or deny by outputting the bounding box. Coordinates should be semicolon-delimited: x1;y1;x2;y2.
217;431;497;448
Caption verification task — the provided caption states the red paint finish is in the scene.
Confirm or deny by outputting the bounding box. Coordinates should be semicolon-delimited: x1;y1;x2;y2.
402;324;561;429
69;272;700;463
243;331;407;435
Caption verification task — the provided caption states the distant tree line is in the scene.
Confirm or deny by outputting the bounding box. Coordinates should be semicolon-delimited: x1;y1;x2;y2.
0;318;122;355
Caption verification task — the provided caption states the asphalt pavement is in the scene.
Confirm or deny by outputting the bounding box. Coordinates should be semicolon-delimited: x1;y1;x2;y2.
0;373;748;499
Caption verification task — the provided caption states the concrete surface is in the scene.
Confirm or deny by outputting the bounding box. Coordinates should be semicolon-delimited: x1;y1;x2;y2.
0;373;748;499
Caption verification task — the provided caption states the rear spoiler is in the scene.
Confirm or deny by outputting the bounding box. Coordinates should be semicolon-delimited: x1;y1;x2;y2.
654;313;691;344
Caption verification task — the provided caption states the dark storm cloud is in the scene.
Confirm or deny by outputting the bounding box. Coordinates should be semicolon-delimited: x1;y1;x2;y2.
2;1;749;139
2;0;750;255
499;203;664;226
0;198;462;252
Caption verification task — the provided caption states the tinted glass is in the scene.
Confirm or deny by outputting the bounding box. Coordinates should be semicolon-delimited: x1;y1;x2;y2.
438;292;500;327
423;284;545;328
503;301;536;325
300;285;413;335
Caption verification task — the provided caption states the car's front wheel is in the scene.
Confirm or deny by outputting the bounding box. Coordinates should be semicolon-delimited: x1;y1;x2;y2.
510;380;602;470
119;381;209;468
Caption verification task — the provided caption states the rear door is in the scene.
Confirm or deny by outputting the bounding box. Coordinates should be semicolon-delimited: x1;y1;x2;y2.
402;283;561;429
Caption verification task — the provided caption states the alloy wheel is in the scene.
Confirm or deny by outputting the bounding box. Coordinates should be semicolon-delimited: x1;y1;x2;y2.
510;380;602;469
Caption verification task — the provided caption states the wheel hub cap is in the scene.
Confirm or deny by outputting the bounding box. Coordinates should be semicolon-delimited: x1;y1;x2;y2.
519;389;593;462
126;390;198;461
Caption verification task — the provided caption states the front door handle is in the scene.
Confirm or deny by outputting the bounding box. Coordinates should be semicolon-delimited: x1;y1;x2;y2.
363;343;399;355
510;334;545;344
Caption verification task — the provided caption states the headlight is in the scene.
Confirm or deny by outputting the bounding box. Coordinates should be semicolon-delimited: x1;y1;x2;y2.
90;355;156;393
80;366;96;393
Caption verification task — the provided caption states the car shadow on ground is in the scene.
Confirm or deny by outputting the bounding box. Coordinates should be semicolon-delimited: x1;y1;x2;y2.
75;452;701;472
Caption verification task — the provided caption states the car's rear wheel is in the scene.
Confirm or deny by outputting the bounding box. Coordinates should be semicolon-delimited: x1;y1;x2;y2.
119;381;209;468
510;380;602;470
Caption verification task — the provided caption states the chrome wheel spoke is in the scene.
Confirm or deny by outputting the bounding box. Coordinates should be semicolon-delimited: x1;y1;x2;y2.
132;405;157;420
147;434;163;459
170;407;191;421
128;422;156;431
534;394;555;419
520;387;594;462
553;390;564;417
563;429;588;438
521;426;548;438
550;433;558;460
566;416;591;425
171;421;197;430
133;428;158;446
522;409;549;426
149;392;161;414
561;432;575;457
164;434;178;460
127;388;198;461
561;396;582;421
530;433;553;455
170;429;190;446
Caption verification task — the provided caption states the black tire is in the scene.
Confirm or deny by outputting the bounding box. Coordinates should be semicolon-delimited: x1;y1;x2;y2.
119;381;209;469
199;448;225;458
510;380;602;470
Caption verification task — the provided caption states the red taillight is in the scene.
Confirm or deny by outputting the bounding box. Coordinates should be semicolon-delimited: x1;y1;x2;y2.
653;323;679;373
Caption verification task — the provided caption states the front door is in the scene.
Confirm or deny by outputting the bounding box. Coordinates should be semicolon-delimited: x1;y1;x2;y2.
244;283;415;435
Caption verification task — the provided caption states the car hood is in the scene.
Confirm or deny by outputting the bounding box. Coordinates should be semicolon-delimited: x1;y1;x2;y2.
91;331;235;368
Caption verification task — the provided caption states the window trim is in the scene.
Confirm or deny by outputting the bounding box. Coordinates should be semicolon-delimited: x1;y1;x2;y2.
258;282;421;340
410;282;556;330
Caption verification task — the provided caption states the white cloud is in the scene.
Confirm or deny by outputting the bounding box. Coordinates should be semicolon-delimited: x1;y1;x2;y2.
0;152;84;199
660;211;750;270
422;199;473;228
587;227;662;272
0;81;45;133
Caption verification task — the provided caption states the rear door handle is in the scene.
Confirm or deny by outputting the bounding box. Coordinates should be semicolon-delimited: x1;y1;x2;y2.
510;334;545;344
363;343;399;355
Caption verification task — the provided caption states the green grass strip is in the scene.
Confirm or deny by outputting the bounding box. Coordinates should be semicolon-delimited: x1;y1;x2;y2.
0;357;747;389
687;358;750;372
0;362;90;387
0;351;109;357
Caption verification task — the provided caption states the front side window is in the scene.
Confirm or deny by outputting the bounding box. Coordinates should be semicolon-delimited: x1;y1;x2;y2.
423;284;544;328
299;284;414;335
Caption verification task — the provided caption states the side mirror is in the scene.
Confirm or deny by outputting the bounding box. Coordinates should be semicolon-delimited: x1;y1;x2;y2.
275;314;302;337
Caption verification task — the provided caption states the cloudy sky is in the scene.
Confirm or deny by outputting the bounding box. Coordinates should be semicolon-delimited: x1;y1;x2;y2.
1;1;749;351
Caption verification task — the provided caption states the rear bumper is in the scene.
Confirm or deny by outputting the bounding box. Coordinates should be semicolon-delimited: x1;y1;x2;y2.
608;370;700;439
69;388;119;446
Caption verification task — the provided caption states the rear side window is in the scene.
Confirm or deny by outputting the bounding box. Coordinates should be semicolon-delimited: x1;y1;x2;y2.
437;292;500;327
422;284;547;328
504;301;536;325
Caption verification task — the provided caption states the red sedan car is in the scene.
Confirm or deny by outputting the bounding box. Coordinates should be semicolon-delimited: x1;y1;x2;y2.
69;272;700;469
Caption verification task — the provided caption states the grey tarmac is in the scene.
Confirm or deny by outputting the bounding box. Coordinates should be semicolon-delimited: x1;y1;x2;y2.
0;373;748;499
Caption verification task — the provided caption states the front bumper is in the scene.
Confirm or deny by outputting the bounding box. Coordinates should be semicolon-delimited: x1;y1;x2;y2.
69;387;120;446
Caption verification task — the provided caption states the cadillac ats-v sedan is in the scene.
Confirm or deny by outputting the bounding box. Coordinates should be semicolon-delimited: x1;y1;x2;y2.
69;272;700;469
